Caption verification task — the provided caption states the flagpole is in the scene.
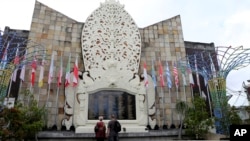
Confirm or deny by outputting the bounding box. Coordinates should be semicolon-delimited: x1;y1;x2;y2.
28;83;33;106
194;55;202;97
37;88;41;107
71;55;79;128
143;61;150;127
54;79;60;128
168;88;173;126
155;88;161;127
184;86;187;102
176;86;179;100
54;53;63;129
190;84;194;101
72;86;76;127
206;85;213;117
6;73;14;104
18;79;23;101
161;86;166;127
46;52;55;107
145;88;150;127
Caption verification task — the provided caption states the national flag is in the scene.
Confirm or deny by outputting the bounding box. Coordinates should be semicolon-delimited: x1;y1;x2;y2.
57;54;63;87
180;63;187;86
194;55;200;86
173;62;179;88
201;91;207;100
12;69;18;82
73;56;78;87
187;62;194;87
143;62;149;87
65;54;71;87
151;60;157;87
13;45;20;65
158;60;165;87
12;45;20;82
31;55;37;86
202;67;208;86
166;61;172;88
48;52;54;84
38;57;45;87
20;50;27;81
209;53;216;78
0;42;9;69
0;31;2;49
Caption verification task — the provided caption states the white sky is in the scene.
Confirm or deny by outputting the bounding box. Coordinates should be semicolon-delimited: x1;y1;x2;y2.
1;0;250;97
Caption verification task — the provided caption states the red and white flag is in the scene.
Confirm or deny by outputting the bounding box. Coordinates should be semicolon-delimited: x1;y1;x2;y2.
73;56;78;87
143;62;149;87
48;52;54;84
31;56;37;86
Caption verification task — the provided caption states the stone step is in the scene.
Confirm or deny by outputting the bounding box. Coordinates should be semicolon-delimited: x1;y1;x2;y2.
37;129;181;141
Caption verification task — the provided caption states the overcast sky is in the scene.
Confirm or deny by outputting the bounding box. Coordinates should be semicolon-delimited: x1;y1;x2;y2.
1;0;250;95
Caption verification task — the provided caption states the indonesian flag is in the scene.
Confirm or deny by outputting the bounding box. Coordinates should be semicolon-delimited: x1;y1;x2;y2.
143;62;149;87
57;55;63;87
187;61;194;87
73;56;78;87
158;60;165;87
65;54;71;87
31;58;37;86
48;52;54;84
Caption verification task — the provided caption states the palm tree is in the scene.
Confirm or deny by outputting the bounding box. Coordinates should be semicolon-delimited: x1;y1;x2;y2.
176;100;189;139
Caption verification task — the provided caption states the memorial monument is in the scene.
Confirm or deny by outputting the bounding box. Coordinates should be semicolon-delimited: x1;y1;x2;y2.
18;0;190;133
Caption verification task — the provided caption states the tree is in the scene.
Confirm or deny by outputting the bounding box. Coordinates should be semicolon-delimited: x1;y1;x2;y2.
0;90;46;140
176;100;189;139
184;96;213;139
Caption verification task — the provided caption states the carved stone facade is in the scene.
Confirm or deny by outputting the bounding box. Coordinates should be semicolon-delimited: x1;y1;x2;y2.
20;0;191;133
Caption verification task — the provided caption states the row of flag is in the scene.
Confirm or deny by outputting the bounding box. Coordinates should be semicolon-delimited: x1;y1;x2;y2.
143;60;198;89
11;51;79;88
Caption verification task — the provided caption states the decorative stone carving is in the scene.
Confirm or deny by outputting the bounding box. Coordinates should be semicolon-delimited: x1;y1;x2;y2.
81;0;141;81
63;0;156;133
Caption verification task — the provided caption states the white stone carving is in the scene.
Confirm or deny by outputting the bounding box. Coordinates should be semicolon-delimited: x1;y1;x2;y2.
81;0;141;80
62;0;156;133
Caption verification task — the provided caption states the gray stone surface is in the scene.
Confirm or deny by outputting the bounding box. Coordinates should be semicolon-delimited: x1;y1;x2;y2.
37;129;182;141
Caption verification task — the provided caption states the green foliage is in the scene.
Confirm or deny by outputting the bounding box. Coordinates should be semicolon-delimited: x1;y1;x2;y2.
244;106;250;124
228;106;242;125
0;90;46;140
184;96;213;139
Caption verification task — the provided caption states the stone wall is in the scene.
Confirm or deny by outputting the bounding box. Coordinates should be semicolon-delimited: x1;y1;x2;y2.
21;1;84;128
139;16;192;126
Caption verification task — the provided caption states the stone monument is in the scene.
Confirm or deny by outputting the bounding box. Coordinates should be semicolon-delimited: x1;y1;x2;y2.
62;0;156;133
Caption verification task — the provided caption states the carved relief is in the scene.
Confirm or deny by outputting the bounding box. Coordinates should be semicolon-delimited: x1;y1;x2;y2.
63;0;156;132
82;0;141;80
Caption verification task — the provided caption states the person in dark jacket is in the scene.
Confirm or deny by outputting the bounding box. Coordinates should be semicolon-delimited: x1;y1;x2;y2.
95;116;106;141
107;114;119;141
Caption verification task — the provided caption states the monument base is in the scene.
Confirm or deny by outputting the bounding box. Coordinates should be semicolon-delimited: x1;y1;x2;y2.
75;125;148;133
